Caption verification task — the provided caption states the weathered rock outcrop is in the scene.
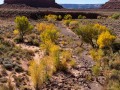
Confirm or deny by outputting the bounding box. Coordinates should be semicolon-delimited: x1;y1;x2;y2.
4;0;62;8
101;0;120;9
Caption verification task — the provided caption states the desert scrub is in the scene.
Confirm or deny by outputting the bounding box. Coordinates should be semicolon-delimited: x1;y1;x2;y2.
0;39;32;60
45;14;57;22
111;13;120;19
92;64;101;76
75;24;98;48
40;27;59;43
14;16;34;42
90;49;104;61
63;20;71;27
29;60;48;90
60;50;76;71
29;54;60;89
64;14;72;20
74;23;113;48
97;31;116;49
69;20;79;29
93;23;110;34
40;40;61;69
78;15;86;19
58;15;62;20
36;23;57;33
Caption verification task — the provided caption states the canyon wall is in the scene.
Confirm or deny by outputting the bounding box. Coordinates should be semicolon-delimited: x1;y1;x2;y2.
101;0;120;9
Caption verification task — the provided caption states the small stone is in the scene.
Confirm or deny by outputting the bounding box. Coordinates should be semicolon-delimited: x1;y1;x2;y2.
3;64;13;70
15;66;23;72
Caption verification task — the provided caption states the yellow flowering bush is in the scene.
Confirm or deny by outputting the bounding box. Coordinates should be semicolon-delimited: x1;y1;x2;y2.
29;56;56;89
40;28;59;43
36;23;57;33
36;23;47;32
60;50;76;70
93;23;109;34
97;31;116;48
90;49;104;61
45;14;57;22
29;60;46;89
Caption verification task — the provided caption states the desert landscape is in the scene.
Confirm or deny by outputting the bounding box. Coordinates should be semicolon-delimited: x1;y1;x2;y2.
0;0;120;90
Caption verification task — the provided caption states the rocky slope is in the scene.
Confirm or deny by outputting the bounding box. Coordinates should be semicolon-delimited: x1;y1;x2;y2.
101;0;120;9
4;0;62;8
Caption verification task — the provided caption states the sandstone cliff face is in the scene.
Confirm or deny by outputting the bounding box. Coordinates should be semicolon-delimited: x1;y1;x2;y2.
101;0;120;9
4;0;62;8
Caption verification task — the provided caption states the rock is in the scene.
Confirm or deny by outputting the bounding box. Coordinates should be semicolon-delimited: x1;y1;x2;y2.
3;60;13;70
4;0;62;8
101;0;120;9
15;66;23;72
97;76;106;85
3;64;13;70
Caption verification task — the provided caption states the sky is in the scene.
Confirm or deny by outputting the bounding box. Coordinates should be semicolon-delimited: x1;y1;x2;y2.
0;0;109;4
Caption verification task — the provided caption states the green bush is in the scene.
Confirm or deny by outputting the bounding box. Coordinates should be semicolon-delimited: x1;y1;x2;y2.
14;16;34;42
64;14;72;20
76;24;98;48
92;65;101;76
78;15;86;19
111;13;120;19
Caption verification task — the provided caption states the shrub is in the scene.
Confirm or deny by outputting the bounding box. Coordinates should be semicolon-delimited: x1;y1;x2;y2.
108;81;120;90
110;59;120;70
76;24;98;47
64;14;72;20
45;14;57;22
36;23;57;33
36;23;47;33
97;31;116;49
92;65;101;76
93;23;110;34
14;16;34;42
29;59;55;90
40;28;59;43
78;15;86;19
69;20;79;29
49;44;61;69
90;49;104;61
40;56;56;79
111;13;120;19
60;50;75;71
109;69;120;81
97;16;102;19
58;15;62;20
63;20;71;27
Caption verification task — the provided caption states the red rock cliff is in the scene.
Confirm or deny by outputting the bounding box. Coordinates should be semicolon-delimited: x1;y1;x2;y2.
4;0;62;8
101;0;120;9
